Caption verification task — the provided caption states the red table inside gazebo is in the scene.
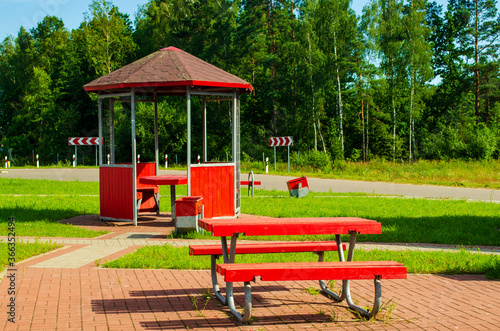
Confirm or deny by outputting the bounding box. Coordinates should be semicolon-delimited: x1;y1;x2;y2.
139;175;187;221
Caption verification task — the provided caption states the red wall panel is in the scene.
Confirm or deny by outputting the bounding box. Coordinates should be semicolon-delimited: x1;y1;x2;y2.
100;167;134;220
191;165;234;218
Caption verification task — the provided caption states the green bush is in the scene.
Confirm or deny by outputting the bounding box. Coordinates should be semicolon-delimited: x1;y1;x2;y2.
468;125;497;160
295;149;331;169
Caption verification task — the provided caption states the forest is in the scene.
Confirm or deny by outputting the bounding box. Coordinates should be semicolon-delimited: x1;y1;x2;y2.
0;0;499;166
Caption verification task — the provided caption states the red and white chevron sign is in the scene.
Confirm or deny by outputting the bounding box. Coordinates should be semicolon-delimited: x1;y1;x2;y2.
269;136;293;147
68;137;100;146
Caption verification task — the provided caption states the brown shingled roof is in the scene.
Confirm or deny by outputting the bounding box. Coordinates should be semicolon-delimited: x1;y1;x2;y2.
83;47;253;94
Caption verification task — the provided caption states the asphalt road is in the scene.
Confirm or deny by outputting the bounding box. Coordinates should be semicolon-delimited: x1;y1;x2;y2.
2;168;499;202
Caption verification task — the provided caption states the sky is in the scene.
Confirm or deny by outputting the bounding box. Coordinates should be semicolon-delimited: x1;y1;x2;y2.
0;0;469;42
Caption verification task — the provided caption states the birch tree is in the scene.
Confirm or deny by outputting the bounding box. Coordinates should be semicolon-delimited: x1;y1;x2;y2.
81;0;136;77
403;0;433;160
315;0;357;155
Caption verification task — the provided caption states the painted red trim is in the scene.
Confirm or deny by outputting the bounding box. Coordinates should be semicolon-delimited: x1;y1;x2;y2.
84;80;253;93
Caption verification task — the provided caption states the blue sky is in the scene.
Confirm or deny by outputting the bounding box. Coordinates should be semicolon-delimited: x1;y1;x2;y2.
1;0;457;42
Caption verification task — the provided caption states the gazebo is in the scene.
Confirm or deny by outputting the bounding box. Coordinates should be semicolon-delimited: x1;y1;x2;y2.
84;47;253;225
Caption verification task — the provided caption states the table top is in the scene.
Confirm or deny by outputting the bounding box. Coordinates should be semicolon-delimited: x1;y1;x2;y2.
198;217;382;237
139;175;187;185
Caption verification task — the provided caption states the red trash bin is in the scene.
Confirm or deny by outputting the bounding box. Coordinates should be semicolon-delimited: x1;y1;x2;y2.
286;176;309;198
175;196;204;233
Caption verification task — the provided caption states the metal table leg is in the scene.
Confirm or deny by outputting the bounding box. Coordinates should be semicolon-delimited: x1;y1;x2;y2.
319;231;356;302
319;231;382;319
170;185;176;221
221;234;251;322
210;236;231;305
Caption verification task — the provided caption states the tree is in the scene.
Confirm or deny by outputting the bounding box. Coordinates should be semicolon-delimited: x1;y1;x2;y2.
402;0;433;160
453;0;500;123
80;0;136;76
314;0;358;155
364;0;406;159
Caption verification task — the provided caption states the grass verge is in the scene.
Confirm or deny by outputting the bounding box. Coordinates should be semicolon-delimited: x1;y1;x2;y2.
240;195;500;246
103;245;500;279
0;240;63;273
0;196;107;237
1;179;106;238
241;159;500;189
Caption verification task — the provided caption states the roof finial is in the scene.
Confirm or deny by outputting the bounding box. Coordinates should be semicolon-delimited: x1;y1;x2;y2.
161;46;181;51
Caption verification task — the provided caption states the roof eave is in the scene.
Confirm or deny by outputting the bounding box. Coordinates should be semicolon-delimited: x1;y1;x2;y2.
84;80;253;93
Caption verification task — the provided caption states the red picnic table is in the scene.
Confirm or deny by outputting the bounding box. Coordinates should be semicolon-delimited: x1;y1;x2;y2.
196;217;406;323
138;175;187;221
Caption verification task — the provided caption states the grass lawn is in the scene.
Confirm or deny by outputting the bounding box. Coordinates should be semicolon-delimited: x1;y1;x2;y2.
0;241;63;273
1;179;106;238
242;159;500;189
239;195;500;246
106;186;500;279
2;177;499;278
103;245;500;279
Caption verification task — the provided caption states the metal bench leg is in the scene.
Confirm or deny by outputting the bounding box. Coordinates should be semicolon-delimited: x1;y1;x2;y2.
317;251;344;302
226;280;252;323
153;192;160;215
214;235;239;305
345;275;382;319
210;254;226;305
223;234;253;322
319;235;348;302
319;232;357;302
136;197;143;220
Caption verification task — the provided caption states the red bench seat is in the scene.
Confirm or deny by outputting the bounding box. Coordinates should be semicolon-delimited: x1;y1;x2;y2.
217;261;407;282
189;241;345;256
217;260;407;323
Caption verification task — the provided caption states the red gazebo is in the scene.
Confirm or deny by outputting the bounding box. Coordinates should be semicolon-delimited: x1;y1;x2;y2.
84;47;253;225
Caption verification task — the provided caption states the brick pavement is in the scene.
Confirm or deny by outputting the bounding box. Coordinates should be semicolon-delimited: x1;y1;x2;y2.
1;214;499;330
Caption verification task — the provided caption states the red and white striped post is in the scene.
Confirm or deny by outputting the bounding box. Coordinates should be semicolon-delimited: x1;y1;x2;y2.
68;137;100;167
4;156;7;168
165;154;168;169
36;154;39;168
269;136;293;172
138;154;140;163
197;154;200;164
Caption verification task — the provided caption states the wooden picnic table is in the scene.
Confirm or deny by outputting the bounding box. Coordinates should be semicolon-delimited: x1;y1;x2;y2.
197;217;406;323
138;175;187;221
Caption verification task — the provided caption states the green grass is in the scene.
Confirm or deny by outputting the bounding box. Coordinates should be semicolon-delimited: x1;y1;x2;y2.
0;178;100;195
103;245;500;279
0;196;107;238
242;159;500;189
1;179;107;238
2;177;499;278
9;158;500;189
0;240;63;273
2;178;500;246
240;195;500;246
